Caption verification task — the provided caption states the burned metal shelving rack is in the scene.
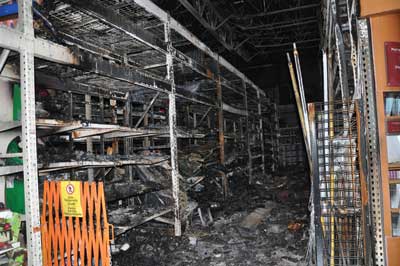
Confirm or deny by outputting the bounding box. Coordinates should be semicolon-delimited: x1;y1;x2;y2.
314;0;377;265
0;0;273;263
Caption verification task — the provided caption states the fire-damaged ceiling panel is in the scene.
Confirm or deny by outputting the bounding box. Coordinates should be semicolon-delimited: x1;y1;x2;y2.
153;0;321;63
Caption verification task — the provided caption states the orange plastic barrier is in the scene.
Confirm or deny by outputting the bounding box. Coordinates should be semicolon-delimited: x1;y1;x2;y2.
41;181;114;266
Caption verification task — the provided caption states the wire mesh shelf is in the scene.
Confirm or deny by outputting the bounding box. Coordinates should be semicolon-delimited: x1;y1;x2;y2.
313;101;364;266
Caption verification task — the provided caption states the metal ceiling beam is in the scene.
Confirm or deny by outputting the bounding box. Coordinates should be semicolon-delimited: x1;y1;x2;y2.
133;0;265;96
235;3;320;20
251;31;319;42
254;38;320;48
239;19;318;32
257;44;319;54
177;0;253;61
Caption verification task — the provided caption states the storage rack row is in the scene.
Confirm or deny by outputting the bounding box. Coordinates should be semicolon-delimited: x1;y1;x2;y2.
0;0;276;263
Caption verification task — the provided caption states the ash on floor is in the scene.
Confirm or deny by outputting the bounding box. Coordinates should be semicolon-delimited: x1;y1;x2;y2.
112;172;309;266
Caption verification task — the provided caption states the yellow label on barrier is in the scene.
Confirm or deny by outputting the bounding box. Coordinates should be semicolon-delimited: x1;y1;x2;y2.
60;181;83;217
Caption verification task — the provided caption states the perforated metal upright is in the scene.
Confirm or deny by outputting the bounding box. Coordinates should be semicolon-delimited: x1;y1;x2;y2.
19;0;43;264
164;15;181;237
357;19;386;266
242;80;252;182
257;91;265;174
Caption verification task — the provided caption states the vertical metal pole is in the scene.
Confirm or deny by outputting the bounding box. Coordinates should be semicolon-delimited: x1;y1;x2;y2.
356;101;373;266
287;53;311;164
18;0;42;264
257;92;265;175
308;103;324;266
328;98;335;266
193;112;197;145
124;94;132;180
273;103;279;172
323;50;329;105
216;62;227;198
165;15;181;236
100;96;105;178
216;64;224;165
358;19;385;266
68;92;74;152
69;91;74;120
111;97;118;180
239;118;243;140
243;80;252;183
233;121;237;144
68;92;74;179
85;94;94;182
293;44;311;150
143;102;150;147
111;97;118;154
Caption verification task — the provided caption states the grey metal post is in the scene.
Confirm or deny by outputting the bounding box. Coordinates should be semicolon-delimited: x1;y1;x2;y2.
216;68;224;165
358;19;386;266
19;0;42;264
124;94;132;180
243;80;252;183
85;94;94;181
308;103;324;266
100;96;105;179
257;91;265;174
193;112;197;145
165;15;181;236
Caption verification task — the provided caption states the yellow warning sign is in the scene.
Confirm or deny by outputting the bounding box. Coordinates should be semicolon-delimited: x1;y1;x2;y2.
60;181;83;217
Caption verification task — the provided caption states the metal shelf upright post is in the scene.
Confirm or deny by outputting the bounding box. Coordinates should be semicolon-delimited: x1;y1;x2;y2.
19;0;43;264
164;15;181;236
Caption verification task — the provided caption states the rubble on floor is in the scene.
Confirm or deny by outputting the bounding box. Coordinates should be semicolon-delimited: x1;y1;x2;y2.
112;167;309;266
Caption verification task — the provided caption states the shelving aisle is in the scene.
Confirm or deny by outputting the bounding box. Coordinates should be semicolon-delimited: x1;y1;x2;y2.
0;0;277;263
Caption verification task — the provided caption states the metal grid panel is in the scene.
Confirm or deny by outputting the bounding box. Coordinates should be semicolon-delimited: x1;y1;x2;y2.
34;60;145;93
49;1;166;70
49;7;143;48
95;0;188;45
44;0;254;96
315;101;364;266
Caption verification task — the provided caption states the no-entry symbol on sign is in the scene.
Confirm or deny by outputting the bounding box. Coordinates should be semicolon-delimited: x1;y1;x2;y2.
66;184;74;194
60;181;83;217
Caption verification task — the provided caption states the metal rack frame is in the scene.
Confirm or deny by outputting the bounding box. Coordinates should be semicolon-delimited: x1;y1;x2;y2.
0;0;277;263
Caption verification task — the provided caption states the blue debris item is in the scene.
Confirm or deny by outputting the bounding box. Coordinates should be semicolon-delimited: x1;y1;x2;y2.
0;1;18;19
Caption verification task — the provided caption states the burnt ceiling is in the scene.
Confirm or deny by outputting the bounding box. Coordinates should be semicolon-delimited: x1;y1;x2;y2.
153;0;321;68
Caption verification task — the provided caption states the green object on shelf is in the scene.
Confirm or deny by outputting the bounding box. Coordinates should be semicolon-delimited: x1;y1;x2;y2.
13;84;21;121
5;179;25;215
5;138;22;166
9;213;21;242
14;254;25;266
